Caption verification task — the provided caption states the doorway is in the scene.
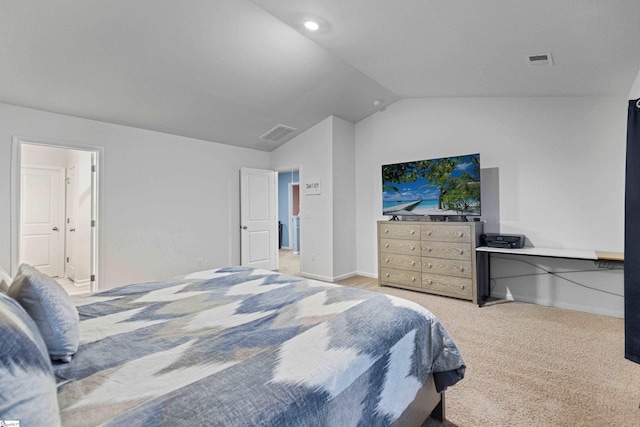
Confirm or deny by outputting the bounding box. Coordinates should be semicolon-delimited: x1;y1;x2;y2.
277;169;300;275
11;139;100;294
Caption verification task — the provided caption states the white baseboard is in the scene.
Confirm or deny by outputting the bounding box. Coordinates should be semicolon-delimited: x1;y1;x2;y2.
300;272;335;283
333;272;358;282
301;271;361;283
355;271;378;279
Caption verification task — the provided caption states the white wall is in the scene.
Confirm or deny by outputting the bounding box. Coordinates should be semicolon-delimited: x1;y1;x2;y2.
0;103;270;289
332;118;356;280
629;68;640;99
355;96;627;316
271;117;334;280
2;94;630;315
271;116;356;282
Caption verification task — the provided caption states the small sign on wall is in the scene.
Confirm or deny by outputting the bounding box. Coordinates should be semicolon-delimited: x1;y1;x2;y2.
304;178;321;195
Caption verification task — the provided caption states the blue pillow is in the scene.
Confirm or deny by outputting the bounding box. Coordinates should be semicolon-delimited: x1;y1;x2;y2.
8;264;79;362
0;292;61;425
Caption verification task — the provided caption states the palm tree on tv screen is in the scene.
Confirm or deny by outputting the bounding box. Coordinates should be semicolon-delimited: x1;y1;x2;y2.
420;158;458;210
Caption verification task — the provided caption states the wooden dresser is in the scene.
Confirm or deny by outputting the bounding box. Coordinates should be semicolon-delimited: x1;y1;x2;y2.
378;220;483;304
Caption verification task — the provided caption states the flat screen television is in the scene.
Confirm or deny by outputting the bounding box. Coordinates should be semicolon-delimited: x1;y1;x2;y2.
382;153;480;219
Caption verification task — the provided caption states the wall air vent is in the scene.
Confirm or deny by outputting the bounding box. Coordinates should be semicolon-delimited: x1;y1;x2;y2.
527;53;554;66
260;124;297;142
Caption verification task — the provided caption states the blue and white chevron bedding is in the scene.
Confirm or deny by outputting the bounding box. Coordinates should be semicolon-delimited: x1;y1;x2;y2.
54;266;465;426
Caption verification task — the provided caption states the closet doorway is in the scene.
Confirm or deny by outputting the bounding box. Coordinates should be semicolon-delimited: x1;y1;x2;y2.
11;139;100;295
277;169;300;275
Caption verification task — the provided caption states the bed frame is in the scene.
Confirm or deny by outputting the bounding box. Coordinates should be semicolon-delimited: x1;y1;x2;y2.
396;374;445;426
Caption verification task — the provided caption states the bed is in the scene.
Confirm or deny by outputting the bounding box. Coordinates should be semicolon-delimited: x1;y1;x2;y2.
1;265;465;426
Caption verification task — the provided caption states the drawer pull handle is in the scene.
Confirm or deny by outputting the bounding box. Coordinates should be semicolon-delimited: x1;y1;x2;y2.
460;267;465;272
411;277;416;282
410;246;415;251
385;244;389;248
385;229;389;233
411;230;415;235
411;261;416;266
427;247;432;252
386;273;390;278
427;230;432;236
459;232;464;237
428;263;433;268
428;279;433;285
460;285;465;290
459;249;464;255
385;258;390;263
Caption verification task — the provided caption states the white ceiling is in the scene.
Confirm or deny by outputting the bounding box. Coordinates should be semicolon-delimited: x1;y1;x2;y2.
1;0;639;151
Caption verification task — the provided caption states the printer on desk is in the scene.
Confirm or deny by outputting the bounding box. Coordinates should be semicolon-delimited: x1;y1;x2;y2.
482;233;526;249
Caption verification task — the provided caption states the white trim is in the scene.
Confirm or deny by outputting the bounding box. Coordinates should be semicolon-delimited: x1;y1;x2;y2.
275;166;302;271
332;271;358;282
302;271;358;283
11;136;103;292
356;271;378;279
282;182;294;250
287;181;300;252
300;272;334;282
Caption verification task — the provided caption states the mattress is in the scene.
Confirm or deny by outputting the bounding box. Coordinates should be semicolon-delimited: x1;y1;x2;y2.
54;266;465;426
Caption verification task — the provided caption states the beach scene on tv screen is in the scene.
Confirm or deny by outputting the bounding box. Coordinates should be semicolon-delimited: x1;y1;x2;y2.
382;153;480;216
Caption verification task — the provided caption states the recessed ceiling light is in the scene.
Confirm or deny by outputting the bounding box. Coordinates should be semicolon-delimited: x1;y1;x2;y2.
303;20;319;31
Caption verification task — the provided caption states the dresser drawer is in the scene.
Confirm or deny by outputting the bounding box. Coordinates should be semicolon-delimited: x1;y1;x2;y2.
422;256;472;278
380;267;421;288
422;273;473;298
380;238;420;255
379;223;421;240
421;225;471;243
421;241;472;260
380;254;421;271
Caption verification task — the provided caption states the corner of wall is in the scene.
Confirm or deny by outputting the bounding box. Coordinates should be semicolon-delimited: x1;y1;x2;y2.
629;68;640;100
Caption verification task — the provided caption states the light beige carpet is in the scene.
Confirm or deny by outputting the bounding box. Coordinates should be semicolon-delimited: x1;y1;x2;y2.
335;276;640;427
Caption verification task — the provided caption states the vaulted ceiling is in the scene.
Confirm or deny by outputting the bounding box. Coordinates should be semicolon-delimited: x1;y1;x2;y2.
1;0;639;151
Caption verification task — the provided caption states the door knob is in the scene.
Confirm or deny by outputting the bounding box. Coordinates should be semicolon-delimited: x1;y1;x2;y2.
52;227;59;231
241;225;248;230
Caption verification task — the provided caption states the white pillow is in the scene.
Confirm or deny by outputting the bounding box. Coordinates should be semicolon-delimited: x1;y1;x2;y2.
0;266;12;293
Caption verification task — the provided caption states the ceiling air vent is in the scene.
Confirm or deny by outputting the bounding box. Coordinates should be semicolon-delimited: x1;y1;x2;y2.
527;53;553;66
260;124;297;142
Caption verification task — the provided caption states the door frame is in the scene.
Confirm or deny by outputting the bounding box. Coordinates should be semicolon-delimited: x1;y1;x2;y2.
276;166;302;270
288;180;300;251
64;162;79;282
10;136;103;292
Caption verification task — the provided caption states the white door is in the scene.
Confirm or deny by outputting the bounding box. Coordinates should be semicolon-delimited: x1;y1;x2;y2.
240;167;277;270
65;164;78;281
20;167;64;276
